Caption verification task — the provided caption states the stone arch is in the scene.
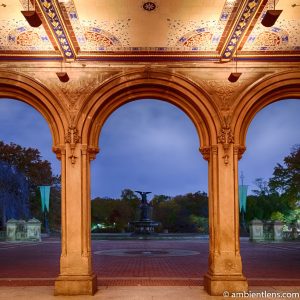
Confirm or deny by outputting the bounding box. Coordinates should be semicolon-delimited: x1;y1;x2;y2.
233;70;300;150
0;70;67;149
79;69;220;154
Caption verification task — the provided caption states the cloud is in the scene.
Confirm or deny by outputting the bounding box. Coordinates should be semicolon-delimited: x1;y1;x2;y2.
0;99;59;175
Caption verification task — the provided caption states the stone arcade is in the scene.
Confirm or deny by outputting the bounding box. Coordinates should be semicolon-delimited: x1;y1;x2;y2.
0;0;299;296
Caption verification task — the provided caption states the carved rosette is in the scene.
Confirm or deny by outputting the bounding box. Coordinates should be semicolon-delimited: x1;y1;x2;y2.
217;126;234;165
65;126;81;164
224;259;236;273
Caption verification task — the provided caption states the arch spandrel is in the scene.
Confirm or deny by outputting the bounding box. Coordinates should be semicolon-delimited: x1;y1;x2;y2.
0;70;68;151
232;70;300;153
77;69;221;156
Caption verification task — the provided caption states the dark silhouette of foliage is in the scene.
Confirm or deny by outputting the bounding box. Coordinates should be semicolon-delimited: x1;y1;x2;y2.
0;141;61;230
91;189;209;233
245;145;300;224
0;161;30;227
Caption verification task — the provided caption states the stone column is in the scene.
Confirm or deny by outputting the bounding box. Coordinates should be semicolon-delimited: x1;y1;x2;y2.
249;219;264;241
6;219;17;241
202;134;248;295
26;218;41;241
273;220;283;241
54;132;97;295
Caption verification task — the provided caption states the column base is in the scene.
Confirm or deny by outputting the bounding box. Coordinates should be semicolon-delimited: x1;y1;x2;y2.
54;274;97;295
204;273;248;296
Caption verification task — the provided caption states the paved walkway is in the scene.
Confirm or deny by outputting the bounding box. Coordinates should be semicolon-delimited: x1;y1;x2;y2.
0;239;299;299
0;238;299;286
0;286;300;300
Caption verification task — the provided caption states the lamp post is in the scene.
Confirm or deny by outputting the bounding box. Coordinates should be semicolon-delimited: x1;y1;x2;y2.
239;172;248;233
39;185;51;234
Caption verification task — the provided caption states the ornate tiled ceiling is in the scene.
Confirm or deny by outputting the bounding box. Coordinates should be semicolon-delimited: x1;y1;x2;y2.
0;0;299;61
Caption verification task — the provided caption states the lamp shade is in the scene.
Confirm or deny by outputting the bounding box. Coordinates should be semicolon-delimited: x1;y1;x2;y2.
21;11;42;27
56;72;70;82
228;72;242;82
261;10;282;27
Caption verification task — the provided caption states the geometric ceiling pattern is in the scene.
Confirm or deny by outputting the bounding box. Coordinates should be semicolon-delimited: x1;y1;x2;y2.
0;0;299;61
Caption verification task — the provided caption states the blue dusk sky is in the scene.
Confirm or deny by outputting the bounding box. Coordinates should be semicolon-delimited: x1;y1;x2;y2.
0;98;299;199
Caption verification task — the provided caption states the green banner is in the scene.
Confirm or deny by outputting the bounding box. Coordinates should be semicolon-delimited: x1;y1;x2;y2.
238;185;248;213
39;185;51;212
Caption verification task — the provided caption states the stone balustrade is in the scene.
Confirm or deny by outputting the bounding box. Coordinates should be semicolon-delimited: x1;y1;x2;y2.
249;219;300;242
6;218;41;242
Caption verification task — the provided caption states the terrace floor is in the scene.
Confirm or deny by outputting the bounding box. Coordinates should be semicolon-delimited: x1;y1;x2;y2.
0;237;299;299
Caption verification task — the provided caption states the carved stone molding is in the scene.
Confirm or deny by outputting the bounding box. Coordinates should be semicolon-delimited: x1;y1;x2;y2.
218;126;234;165
65;126;81;164
88;147;100;161
52;146;66;160
24;70;120;115
224;259;236;273
217;126;234;148
199;146;210;161
199;145;220;161
211;145;218;155
234;145;246;160
65;126;81;144
203;80;242;111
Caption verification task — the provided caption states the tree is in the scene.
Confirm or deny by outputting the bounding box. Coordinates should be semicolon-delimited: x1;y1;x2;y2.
252;178;270;196
0;141;54;187
0;161;30;227
245;146;300;224
269;145;300;208
152;191;208;233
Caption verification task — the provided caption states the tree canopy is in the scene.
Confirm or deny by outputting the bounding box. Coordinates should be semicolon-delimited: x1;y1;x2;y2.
246;145;300;224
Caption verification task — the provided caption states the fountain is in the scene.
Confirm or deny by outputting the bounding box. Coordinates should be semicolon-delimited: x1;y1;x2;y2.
130;191;159;235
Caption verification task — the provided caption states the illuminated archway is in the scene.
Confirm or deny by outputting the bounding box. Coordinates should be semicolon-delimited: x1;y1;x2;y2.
233;71;300;148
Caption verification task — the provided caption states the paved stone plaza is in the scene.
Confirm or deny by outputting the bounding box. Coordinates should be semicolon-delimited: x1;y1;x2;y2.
0;238;299;287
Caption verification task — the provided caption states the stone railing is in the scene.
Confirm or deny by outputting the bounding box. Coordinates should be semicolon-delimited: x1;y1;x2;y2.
0;231;6;241
249;219;299;242
6;218;41;242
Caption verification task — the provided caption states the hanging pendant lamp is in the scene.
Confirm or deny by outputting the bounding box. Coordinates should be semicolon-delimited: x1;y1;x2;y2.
228;52;242;83
21;0;42;27
261;0;282;27
56;60;70;83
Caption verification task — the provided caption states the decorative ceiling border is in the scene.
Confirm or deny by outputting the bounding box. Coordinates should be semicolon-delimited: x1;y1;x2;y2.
0;51;299;62
220;0;263;61
238;0;270;50
37;0;76;59
57;0;80;53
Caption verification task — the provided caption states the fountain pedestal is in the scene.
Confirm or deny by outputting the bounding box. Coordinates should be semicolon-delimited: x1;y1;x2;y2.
130;191;159;235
